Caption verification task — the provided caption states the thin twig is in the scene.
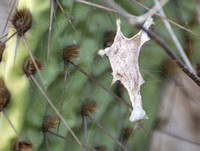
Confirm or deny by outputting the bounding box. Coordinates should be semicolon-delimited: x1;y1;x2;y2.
154;0;194;73
157;130;200;146
131;0;200;38
47;0;54;66
88;115;128;151
43;132;49;151
48;130;97;151
57;64;68;133
30;75;82;147
22;36;45;84
84;115;88;151
2;109;20;137
69;60;131;108
0;31;18;47
103;0;200;87
2;0;17;35
55;0;76;31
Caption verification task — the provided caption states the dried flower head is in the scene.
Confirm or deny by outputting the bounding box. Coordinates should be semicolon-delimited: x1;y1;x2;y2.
12;138;32;151
120;127;133;141
42;115;58;132
0;78;10;110
12;9;32;36
23;57;42;76
103;31;115;48
95;145;107;151
63;44;79;62
0;41;5;62
81;101;97;116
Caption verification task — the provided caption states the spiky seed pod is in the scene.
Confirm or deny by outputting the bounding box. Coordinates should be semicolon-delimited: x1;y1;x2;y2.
103;31;115;48
63;44;79;63
81;101;97;116
0;41;5;62
23;57;42;76
95;145;107;151
12;138;32;151
120;127;133;141
11;9;32;36
0;78;10;110
42;115;58;132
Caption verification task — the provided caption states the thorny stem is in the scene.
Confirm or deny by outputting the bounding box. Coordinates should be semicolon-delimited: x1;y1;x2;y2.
55;0;76;31
48;130;97;151
2;109;20;137
22;35;45;84
57;64;69;133
69;61;131;108
154;0;194;73
87;115;128;151
29;75;82;148
47;0;55;66
43;132;49;151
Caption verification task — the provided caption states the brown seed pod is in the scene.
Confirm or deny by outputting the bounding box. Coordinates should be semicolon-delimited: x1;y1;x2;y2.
63;44;79;62
0;78;10;110
42;115;58;132
23;57;42;76
103;31;115;48
0;41;5;62
11;9;32;36
95;145;107;151
81;101;97;116
120;127;133;141
12;138;32;151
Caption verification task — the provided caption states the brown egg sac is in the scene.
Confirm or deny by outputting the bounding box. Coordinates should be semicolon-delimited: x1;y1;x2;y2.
0;41;5;62
23;57;42;77
12;138;32;151
0;78;10;110
11;9;32;36
63;44;79;62
42;115;58;132
81;101;97;116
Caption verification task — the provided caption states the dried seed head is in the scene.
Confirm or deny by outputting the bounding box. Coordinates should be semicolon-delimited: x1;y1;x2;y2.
12;138;32;151
0;78;10;110
120;127;133;141
42;115;58;132
63;44;79;62
103;31;115;48
12;9;32;36
81;101;97;116
95;145;107;151
23;57;42;76
0;41;5;62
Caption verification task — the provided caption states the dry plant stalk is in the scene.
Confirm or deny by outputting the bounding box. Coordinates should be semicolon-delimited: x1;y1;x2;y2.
98;18;153;122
